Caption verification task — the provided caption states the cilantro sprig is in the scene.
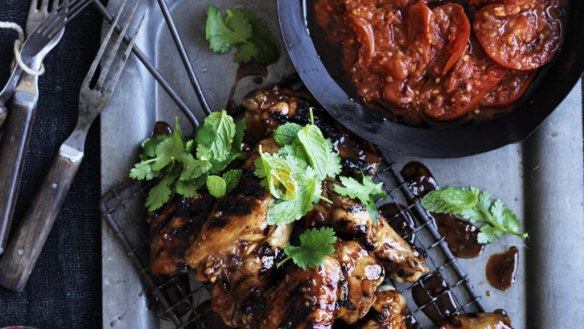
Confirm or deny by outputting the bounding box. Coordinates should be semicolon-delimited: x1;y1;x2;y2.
334;175;388;222
129;111;245;211
205;6;280;64
278;227;337;269
422;187;528;244
254;111;341;225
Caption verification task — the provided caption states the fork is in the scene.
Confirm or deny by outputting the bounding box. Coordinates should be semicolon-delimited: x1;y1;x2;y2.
0;0;94;129
0;0;144;292
0;0;67;255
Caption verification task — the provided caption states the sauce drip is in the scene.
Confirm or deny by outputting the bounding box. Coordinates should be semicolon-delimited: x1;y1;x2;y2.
435;213;485;259
486;246;519;291
400;161;439;198
411;273;457;323
400;161;484;258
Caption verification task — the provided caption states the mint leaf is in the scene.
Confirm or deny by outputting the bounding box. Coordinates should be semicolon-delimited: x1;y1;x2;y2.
297;124;341;180
421;187;480;214
207;175;227;198
196;110;236;162
274;123;303;146
223;169;242;194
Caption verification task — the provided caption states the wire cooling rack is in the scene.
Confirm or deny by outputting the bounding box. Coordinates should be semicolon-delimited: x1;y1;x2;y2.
95;0;485;327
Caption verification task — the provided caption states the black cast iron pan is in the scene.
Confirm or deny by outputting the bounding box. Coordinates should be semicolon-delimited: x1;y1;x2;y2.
277;0;584;158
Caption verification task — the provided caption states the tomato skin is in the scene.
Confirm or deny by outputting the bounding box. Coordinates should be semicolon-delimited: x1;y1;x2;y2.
431;4;471;76
473;1;562;70
480;70;536;108
420;47;508;121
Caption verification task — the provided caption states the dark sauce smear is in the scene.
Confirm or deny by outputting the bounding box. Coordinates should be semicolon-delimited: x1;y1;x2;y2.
401;161;484;258
486;246;519;292
435;214;485;259
411;273;457;323
400;161;439;199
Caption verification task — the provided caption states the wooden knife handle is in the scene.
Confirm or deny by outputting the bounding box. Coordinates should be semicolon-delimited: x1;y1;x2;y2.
0;104;7;129
0;92;38;254
0;152;81;292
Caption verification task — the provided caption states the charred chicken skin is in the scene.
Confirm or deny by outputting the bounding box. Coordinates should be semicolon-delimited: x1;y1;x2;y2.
439;310;513;329
306;182;429;284
260;256;342;329
355;288;408;329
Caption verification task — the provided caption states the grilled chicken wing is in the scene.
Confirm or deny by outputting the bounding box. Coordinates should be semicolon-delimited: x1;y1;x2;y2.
212;224;293;328
306;183;428;283
185;169;271;282
186;136;281;282
147;193;215;276
333;241;385;325
260;256;342;329
439;310;513;329
243;86;380;176
356;288;408;329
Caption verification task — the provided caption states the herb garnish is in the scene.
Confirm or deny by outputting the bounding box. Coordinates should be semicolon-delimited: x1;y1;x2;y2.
278;227;337;269
334;175;387;221
205;6;280;65
422;187;528;244
254;111;341;225
129;111;245;211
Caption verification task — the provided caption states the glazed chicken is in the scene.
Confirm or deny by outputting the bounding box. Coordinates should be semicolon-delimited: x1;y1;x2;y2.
306;182;429;283
212;224;293;328
333;241;385;325
355;288;408;329
145;86;428;328
260;256;342;329
439;310;513;329
147;193;214;276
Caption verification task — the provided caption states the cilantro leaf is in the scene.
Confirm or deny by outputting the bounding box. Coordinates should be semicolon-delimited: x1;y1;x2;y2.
205;6;280;64
274;123;303;146
146;174;177;212
278;228;337;269
207;175;227;198
223;169;242;194
421;187;480;214
205;5;252;53
297;124;341;180
196;110;236;162
422;186;528;244
334;175;387;221
266;170;320;225
129;162;157;181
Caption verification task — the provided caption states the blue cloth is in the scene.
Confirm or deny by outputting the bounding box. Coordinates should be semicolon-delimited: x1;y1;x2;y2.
0;1;102;328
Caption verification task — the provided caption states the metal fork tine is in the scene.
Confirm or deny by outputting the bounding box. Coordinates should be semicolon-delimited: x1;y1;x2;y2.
103;12;145;97
81;0;129;89
47;0;93;38
95;1;139;91
29;0;39;12
51;0;63;12
35;0;77;34
40;0;49;13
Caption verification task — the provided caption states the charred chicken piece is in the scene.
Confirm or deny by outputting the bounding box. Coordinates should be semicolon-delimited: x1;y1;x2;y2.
355;288;408;329
186;137;280;283
439;310;513;329
260;256;342;329
306;183;428;284
212;224;293;328
147;193;215;276
333;241;385;325
243;86;380;176
185;170;271;282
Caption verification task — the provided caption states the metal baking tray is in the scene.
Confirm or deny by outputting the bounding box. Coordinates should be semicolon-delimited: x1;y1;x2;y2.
99;0;584;328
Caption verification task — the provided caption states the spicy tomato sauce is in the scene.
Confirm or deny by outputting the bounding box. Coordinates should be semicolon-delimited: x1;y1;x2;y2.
315;0;562;124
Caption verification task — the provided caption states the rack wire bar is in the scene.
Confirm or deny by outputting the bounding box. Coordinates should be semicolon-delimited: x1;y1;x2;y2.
95;0;486;327
92;0;200;127
155;0;213;116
